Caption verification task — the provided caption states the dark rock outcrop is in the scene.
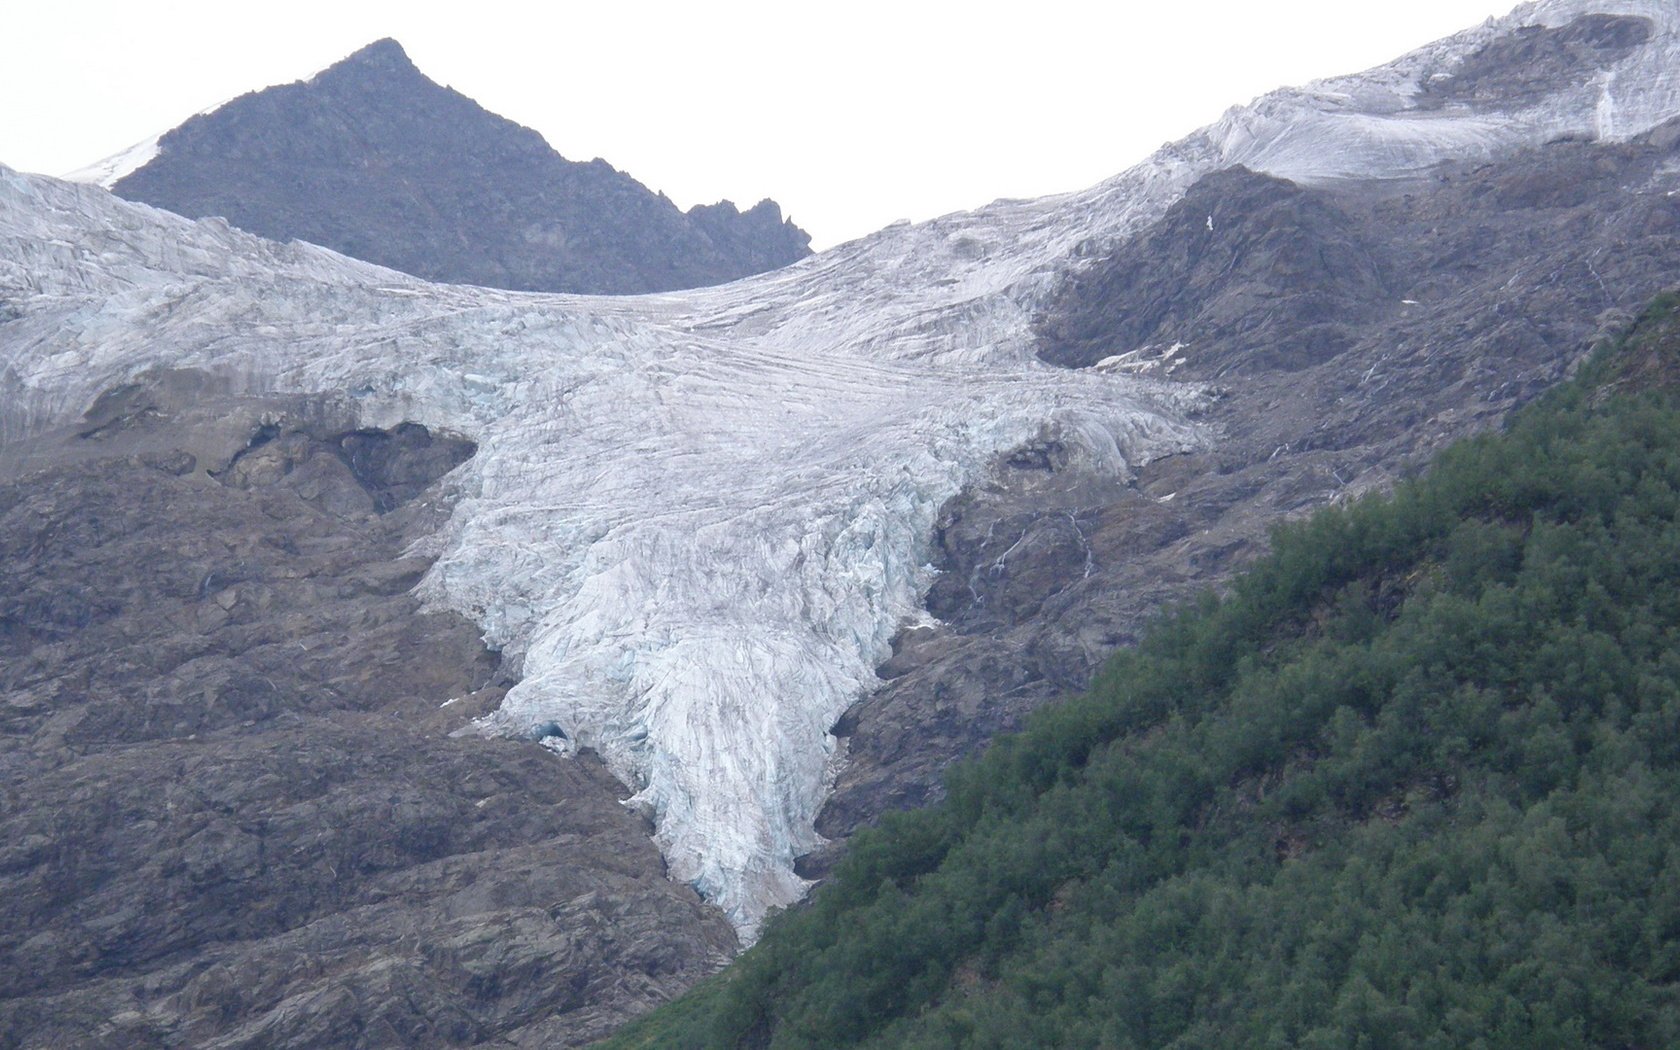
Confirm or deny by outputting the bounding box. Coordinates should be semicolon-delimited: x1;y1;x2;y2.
0;378;734;1048
1036;166;1391;375
806;123;1680;868
109;39;811;295
1419;13;1652;110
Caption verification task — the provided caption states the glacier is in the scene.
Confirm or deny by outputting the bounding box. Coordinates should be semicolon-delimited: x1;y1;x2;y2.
5;0;1680;937
0;172;1212;937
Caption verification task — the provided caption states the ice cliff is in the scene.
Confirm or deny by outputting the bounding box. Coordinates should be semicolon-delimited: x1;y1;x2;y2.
5;0;1679;937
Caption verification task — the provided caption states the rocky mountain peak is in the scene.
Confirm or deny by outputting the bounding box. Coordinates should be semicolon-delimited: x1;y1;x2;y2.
1419;11;1652;110
92;39;811;294
329;36;417;74
303;37;468;112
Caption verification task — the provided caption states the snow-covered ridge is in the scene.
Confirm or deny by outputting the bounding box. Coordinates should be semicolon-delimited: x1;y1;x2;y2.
5;0;1680;937
1189;0;1680;186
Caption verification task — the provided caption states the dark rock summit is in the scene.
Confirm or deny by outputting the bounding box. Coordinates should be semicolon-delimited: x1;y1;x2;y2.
109;39;811;295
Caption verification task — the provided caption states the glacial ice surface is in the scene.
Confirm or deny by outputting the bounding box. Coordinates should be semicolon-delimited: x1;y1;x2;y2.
0;171;1211;936
7;0;1680;937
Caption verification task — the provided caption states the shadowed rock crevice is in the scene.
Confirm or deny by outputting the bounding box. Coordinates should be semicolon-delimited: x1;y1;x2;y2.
215;420;475;516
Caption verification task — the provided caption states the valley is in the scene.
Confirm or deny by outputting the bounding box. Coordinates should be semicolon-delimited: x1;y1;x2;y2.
4;1;1680;1044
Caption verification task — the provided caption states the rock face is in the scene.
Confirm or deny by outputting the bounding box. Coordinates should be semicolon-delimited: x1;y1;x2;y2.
810;119;1680;861
0;379;735;1048
102;39;811;295
1418;12;1652;109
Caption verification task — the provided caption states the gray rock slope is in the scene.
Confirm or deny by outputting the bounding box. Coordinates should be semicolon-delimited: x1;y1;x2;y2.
0;386;735;1048
100;39;810;295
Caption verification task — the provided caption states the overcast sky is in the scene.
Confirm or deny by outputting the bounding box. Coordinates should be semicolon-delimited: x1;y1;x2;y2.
4;0;1520;248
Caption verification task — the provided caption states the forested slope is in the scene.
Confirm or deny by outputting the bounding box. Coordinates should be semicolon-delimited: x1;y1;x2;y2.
608;295;1680;1048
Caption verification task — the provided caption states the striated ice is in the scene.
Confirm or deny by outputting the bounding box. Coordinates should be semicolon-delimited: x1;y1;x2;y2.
6;0;1680;939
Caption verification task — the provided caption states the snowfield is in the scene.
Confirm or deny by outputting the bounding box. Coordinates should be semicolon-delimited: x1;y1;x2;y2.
6;0;1678;936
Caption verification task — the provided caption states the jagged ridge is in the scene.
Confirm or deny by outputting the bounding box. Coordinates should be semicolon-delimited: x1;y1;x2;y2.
94;38;811;295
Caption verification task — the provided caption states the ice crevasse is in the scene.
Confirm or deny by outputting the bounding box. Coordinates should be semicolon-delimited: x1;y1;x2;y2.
5;0;1680;938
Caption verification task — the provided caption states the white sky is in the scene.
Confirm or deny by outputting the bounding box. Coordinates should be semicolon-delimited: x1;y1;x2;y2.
3;0;1520;248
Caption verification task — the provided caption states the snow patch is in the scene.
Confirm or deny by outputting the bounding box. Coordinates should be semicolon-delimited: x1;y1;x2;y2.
61;135;161;188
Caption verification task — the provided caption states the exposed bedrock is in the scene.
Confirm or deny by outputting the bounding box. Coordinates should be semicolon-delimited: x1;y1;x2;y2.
808;121;1680;868
1418;13;1653;111
106;39;812;295
0;376;733;1049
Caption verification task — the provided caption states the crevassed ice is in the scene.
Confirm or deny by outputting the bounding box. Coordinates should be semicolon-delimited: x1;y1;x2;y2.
4;0;1679;937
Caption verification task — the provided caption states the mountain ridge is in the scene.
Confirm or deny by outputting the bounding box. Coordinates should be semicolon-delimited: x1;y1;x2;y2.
89;38;811;295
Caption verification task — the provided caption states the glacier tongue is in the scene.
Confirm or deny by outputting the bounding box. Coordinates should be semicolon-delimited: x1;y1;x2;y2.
7;0;1680;938
438;348;1206;932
